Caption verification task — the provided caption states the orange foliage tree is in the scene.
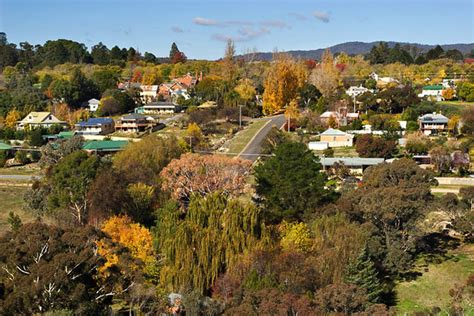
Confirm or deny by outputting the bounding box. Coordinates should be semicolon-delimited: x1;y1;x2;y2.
160;153;252;204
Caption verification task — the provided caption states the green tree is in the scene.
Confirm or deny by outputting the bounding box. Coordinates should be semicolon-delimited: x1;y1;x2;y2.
47;151;101;224
355;134;397;159
91;42;110;65
346;246;383;303
169;42;180;60
155;193;264;294
255;141;332;222
91;68;120;93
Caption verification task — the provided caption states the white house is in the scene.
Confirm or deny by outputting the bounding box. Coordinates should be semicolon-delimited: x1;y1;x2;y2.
418;85;444;102
17;112;67;130
140;85;159;103
75;117;115;135
346;85;374;97
370;72;398;86
308;141;329;151
88;98;100;112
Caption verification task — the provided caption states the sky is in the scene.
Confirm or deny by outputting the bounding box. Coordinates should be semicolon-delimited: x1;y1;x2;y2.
0;0;473;60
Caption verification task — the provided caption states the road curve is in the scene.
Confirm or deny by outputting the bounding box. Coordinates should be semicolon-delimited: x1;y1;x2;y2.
238;114;286;162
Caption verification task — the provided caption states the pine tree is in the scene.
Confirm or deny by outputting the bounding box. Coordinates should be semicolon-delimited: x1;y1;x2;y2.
169;42;180;60
345;245;383;303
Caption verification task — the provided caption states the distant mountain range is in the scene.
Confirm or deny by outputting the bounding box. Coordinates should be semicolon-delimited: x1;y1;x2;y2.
239;41;474;61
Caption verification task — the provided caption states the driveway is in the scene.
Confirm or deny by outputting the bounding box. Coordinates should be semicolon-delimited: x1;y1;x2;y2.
238;114;286;162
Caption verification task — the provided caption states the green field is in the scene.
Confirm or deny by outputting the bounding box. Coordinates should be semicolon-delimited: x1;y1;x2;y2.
0;165;41;175
227;119;270;156
396;244;474;314
0;185;33;233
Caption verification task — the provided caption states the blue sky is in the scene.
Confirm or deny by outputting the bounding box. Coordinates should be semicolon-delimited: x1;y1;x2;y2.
0;0;472;60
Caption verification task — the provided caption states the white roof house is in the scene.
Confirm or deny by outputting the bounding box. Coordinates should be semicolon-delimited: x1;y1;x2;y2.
346;85;374;97
418;112;449;135
17;112;67;130
88;98;100;112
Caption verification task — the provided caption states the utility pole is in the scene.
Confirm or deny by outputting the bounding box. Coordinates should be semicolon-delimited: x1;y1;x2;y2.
353;94;356;113
239;104;243;129
186;136;193;152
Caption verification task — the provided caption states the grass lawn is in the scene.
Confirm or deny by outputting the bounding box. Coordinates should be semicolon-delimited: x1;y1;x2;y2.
227;119;270;156
396;244;474;314
0;185;34;233
332;146;359;157
0;164;41;176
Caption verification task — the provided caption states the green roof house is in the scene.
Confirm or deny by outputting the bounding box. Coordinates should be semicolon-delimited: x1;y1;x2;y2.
82;140;128;153
418;84;445;101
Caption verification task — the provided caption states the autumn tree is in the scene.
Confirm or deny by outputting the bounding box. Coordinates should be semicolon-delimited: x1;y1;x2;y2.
461;106;474;135
160;153;252;205
113;135;182;185
429;146;452;174
234;78;256;105
100;215;158;277
309;49;340;98
442;87;455;100
262;53;306;115
222;39;237;84
355;134;397;159
284;99;300;131
4;108;21;128
155;193;264;294
254;141;332;222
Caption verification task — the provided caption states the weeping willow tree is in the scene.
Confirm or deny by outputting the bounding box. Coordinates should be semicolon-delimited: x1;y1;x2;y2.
155;192;266;294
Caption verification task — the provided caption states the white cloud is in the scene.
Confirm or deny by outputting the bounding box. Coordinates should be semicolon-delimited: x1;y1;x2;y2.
313;11;330;23
193;17;220;26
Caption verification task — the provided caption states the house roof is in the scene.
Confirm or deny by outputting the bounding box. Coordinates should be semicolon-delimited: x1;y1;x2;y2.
0;142;12;150
422;85;443;91
20;112;53;124
319;157;385;167
419;113;448;123
321;128;347;136
82;140;128;152
58;131;76;139
88;98;100;103
121;114;147;120
77;118;114;127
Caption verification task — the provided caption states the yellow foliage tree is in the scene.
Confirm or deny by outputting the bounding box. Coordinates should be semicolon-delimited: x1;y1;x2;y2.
309;49;340;98
234;79;256;104
262;53;306;115
4;109;21;129
442;88;455;100
280;221;312;253
100;215;156;266
284;99;300;131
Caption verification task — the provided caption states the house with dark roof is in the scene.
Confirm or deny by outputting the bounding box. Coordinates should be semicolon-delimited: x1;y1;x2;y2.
115;114;156;133
75;118;115;135
418;112;449;135
135;101;181;114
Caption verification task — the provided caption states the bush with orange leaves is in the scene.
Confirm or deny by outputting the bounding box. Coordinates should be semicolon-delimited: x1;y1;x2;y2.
160;153;252;204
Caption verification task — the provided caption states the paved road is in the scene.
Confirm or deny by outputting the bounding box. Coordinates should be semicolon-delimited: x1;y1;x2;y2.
238;114;286;162
159;113;184;125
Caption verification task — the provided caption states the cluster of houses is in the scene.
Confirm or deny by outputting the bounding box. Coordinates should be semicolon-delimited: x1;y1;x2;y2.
16;111;163;136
